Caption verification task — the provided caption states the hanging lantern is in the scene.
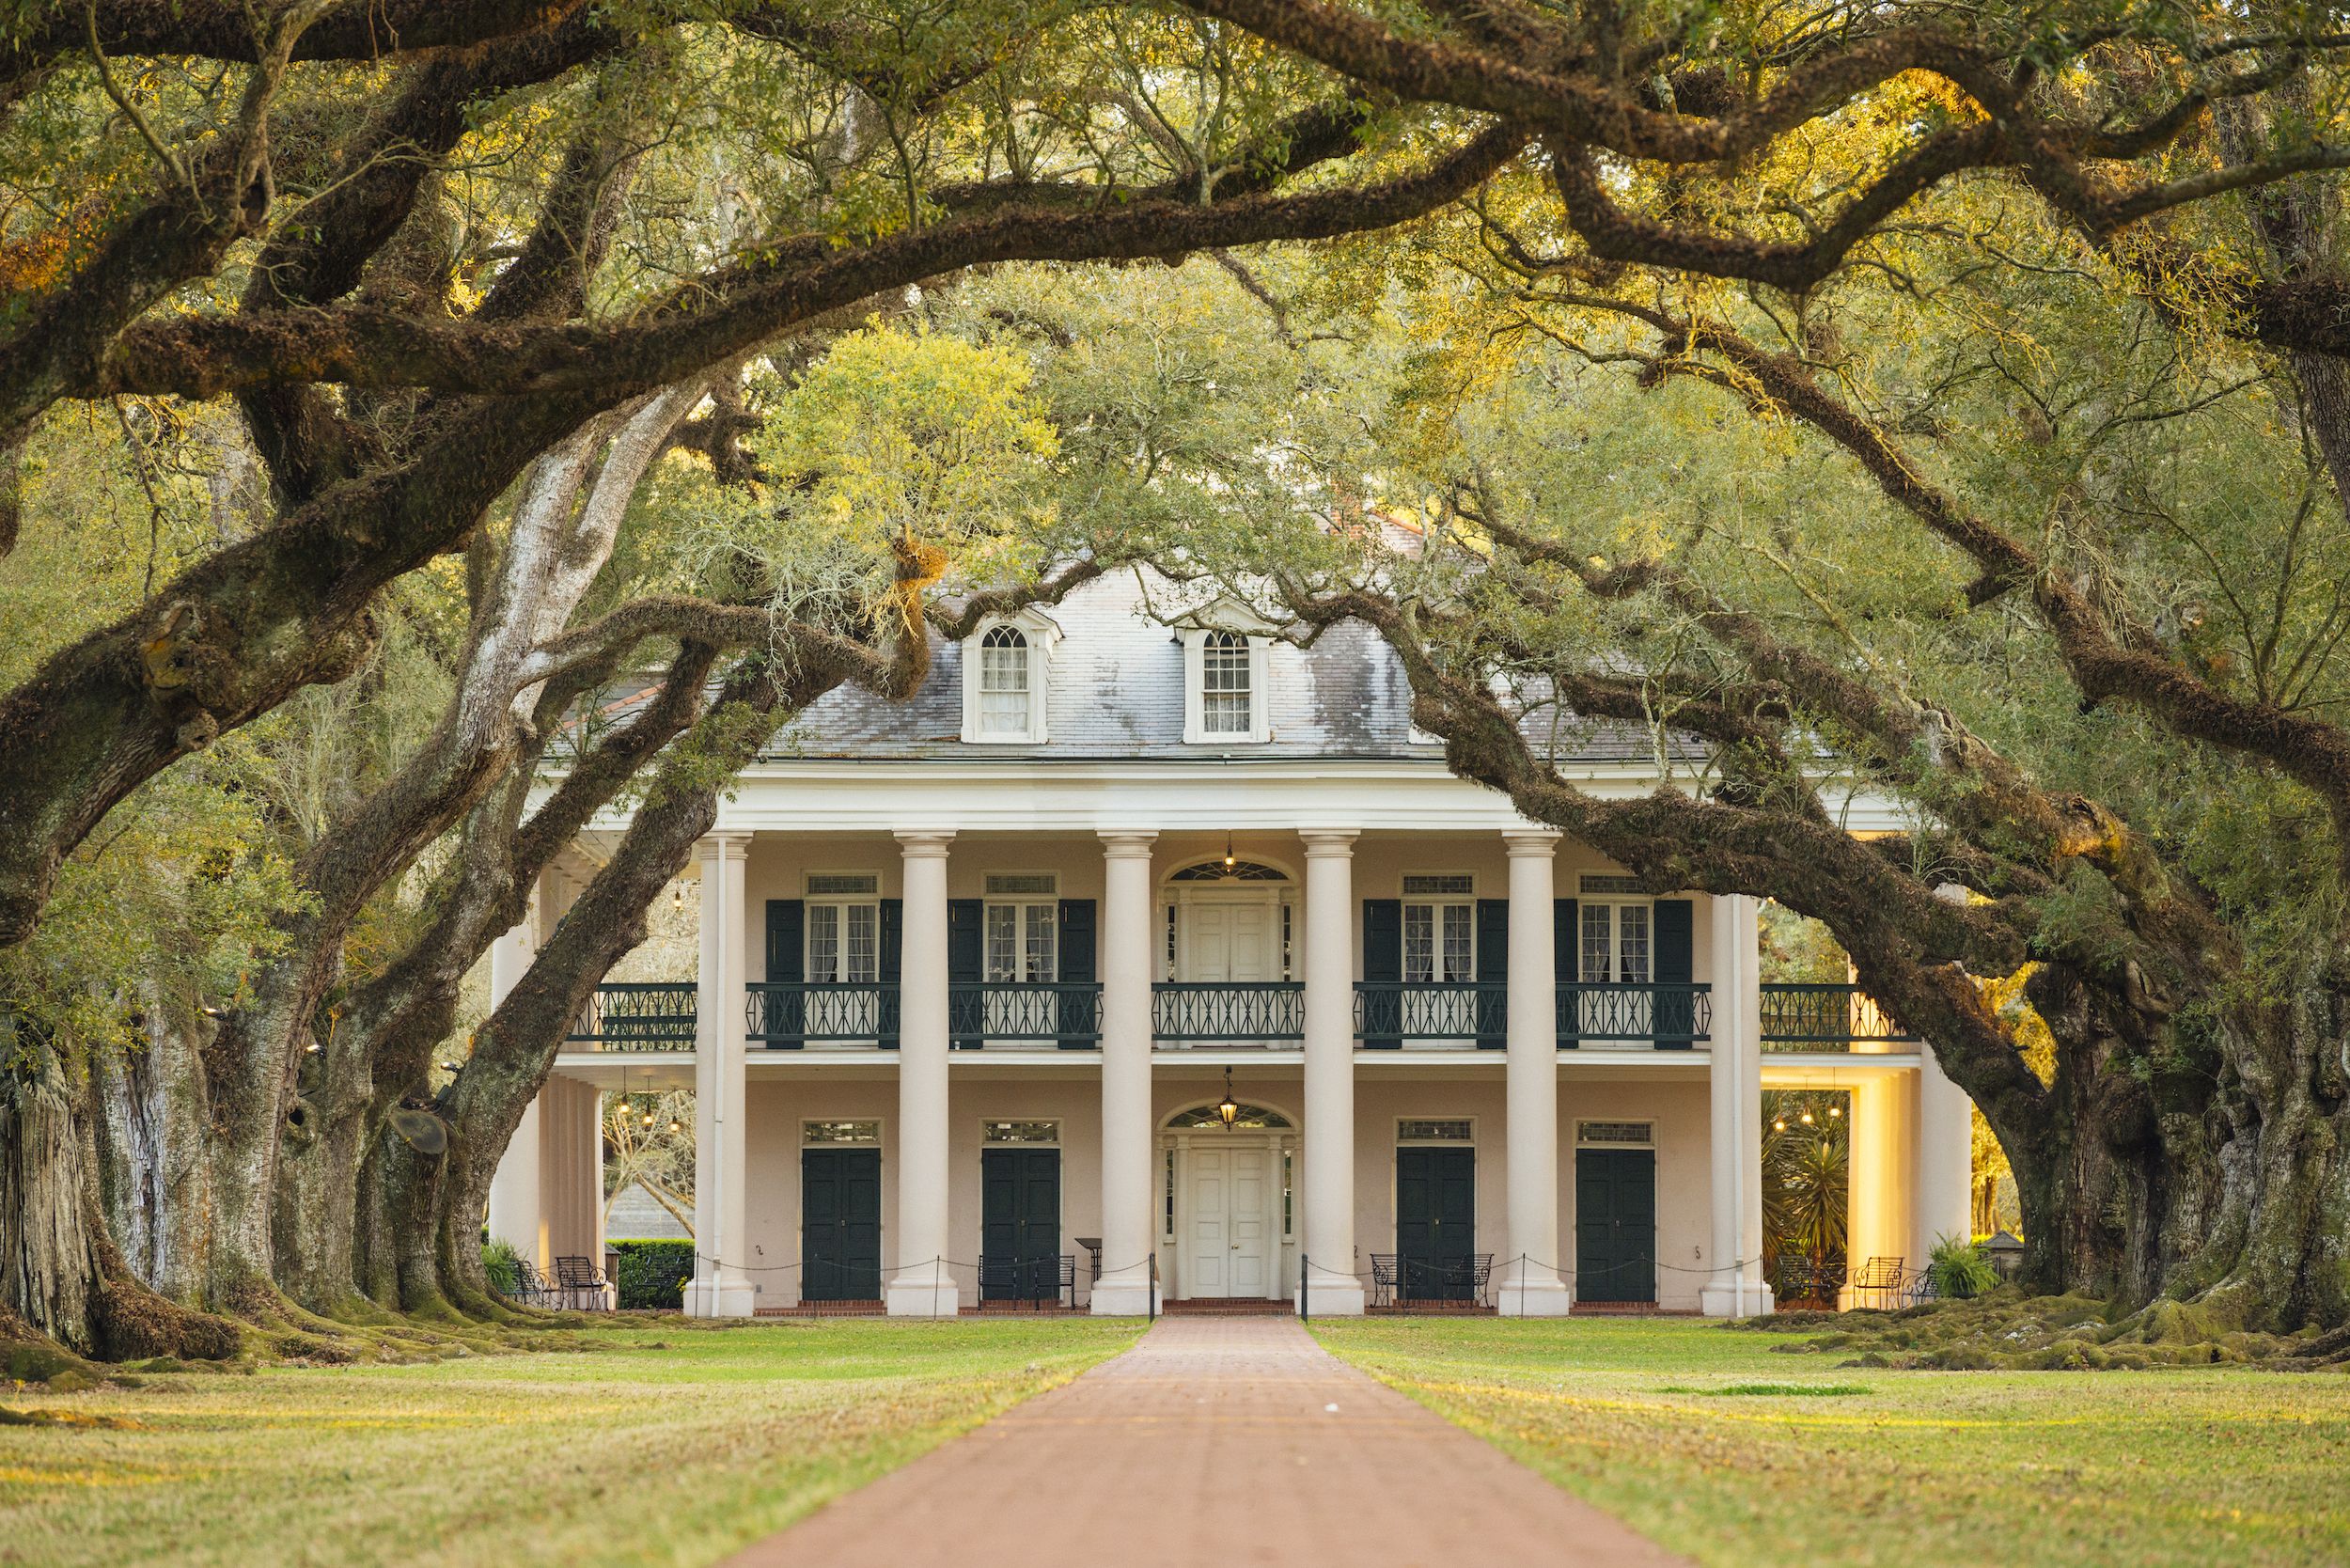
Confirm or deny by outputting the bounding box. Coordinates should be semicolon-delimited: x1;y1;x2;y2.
1215;1066;1241;1129
672;881;684;909
1222;832;1237;873
1827;1103;1842;1120
1800;1110;1815;1125
1772;1118;1787;1132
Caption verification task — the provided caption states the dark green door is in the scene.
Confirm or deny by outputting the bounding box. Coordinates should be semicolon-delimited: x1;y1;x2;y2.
980;1148;1061;1301
801;1148;881;1301
1575;1148;1656;1303
1396;1147;1476;1301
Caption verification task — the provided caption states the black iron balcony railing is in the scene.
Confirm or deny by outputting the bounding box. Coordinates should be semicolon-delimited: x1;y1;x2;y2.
1152;981;1305;1044
948;981;1101;1048
567;981;697;1048
745;982;898;1048
1556;982;1713;1047
1353;981;1507;1047
1760;982;1917;1049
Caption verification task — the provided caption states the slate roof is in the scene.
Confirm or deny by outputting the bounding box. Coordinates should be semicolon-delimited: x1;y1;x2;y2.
767;567;1679;767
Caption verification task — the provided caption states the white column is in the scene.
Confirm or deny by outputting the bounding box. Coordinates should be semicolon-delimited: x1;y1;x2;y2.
685;834;755;1317
1094;831;1161;1314
1298;829;1365;1314
1731;897;1771;1314
887;830;957;1316
1915;1049;1974;1252
1701;893;1773;1316
485;892;545;1267
1497;829;1574;1314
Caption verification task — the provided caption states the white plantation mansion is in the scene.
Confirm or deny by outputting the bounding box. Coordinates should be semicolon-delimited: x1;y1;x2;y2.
487;571;1974;1316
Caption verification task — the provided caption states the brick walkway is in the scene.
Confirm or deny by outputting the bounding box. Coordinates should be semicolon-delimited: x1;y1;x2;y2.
723;1315;1687;1568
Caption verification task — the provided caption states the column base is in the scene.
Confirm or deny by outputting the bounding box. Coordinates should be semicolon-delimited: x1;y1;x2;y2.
682;1277;757;1318
885;1270;962;1318
1492;1276;1576;1317
1294;1281;1366;1317
1700;1280;1777;1319
1089;1277;1162;1317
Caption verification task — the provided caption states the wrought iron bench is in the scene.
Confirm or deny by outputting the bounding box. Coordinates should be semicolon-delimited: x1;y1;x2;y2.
1851;1255;1907;1309
553;1254;612;1310
1898;1267;1941;1309
978;1255;1075;1309
510;1259;556;1308
1444;1252;1496;1306
1368;1254;1399;1309
1775;1252;1849;1309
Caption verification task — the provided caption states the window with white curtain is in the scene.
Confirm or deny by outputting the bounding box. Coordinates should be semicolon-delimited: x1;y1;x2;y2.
984;873;1057;981
961;617;1051;743
1200;631;1252;734
805;873;879;983
1402;873;1475;983
977;626;1032;737
1579;901;1650;982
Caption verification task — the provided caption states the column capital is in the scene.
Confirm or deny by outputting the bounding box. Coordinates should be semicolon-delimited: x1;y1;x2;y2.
894;829;956;857
1297;828;1359;857
697;831;751;864
1502;826;1562;856
1097;829;1159;857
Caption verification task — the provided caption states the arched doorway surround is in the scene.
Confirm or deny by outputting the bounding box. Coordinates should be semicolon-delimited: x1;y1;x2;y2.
1158;1098;1298;1300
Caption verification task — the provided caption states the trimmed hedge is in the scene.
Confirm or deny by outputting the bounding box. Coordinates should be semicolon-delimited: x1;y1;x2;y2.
610;1239;696;1309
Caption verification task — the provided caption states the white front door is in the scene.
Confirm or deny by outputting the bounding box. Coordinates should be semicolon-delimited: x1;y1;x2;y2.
1183;896;1278;981
1185;1143;1274;1297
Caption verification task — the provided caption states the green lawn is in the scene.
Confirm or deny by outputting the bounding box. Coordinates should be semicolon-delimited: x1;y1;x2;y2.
1312;1317;2350;1568
0;1317;1140;1568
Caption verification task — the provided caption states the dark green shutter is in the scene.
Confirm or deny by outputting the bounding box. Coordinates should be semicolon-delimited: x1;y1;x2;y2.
762;900;804;1048
766;900;805;982
1057;899;1097;1048
1364;900;1402;980
1554;899;1578;1047
1653;898;1695;1048
948;899;982;1048
1474;898;1509;1049
1362;899;1402;1047
877;899;902;1049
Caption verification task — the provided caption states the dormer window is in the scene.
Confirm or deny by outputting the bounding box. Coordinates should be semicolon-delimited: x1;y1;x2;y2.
1182;626;1272;744
1201;632;1251;734
979;627;1032;736
961;611;1057;744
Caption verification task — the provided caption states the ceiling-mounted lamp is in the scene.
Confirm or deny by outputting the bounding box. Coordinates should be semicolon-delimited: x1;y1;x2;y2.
1215;1065;1241;1129
1222;832;1237;874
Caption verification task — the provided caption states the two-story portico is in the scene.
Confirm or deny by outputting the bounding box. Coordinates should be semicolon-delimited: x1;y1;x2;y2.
489;572;1974;1316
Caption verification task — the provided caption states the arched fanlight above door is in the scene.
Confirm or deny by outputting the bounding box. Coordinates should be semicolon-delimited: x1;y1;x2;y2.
1166;1102;1292;1130
1168;859;1288;882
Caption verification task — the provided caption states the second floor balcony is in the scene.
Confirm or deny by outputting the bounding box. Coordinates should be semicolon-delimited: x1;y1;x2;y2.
567;976;1922;1053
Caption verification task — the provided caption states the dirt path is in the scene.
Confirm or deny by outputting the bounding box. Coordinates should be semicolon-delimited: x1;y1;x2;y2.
723;1315;1688;1568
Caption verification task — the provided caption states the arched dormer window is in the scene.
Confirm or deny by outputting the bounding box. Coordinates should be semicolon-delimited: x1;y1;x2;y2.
961;612;1057;744
1182;625;1272;744
978;627;1030;735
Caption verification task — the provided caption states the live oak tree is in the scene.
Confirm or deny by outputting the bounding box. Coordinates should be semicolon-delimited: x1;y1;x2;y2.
0;0;1526;953
0;0;1527;1355
1120;243;2350;1344
14;0;2350;1360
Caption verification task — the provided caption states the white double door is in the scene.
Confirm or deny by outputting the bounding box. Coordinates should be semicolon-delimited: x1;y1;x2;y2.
1180;893;1280;982
1183;1141;1277;1298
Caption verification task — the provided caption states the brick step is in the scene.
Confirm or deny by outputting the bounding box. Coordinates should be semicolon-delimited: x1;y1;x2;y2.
1160;1298;1294;1315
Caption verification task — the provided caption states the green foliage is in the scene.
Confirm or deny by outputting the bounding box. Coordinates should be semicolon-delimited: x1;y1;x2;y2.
609;1240;697;1310
480;1237;524;1298
1926;1235;1998;1301
1762;1090;1848;1298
